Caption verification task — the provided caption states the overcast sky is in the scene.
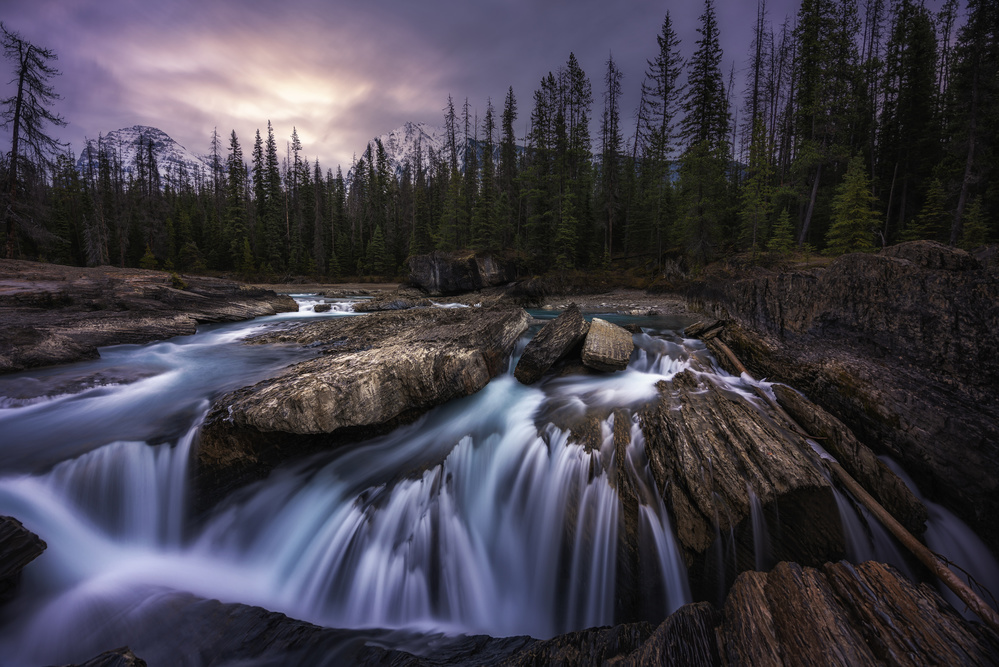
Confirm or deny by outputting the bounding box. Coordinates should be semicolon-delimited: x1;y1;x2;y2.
4;0;829;171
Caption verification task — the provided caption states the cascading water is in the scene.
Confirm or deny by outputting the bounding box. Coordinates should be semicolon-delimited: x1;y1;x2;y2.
0;300;699;665
0;297;992;665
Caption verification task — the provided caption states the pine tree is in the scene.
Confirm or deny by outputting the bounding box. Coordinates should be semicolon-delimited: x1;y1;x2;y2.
959;197;988;250
678;0;731;263
825;156;879;255
903;177;948;241
768;207;795;255
1;22;68;258
600;54;624;258
499;86;520;247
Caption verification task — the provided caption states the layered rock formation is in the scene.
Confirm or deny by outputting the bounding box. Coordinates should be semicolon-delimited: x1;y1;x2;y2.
407;251;517;296
684;241;999;554
639;370;843;593
0;260;298;374
581;318;634;371
196;306;529;509
514;304;589;384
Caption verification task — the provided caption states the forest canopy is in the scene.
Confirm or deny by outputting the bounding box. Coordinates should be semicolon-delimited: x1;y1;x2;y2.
1;0;995;278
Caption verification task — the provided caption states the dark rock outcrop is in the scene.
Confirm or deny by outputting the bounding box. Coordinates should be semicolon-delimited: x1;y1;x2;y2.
683;241;999;554
640;371;842;591
312;302;332;313
581;318;634;372
514;304;589;384
196;306;529;509
0;515;46;601
721;560;999;666
772;383;927;536
614;602;722;667
407;251;517;296
0;260;298;374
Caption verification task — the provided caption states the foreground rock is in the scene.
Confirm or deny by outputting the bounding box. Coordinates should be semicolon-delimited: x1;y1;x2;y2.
721;561;999;666
684;241;999;554
0;260;298;374
0;515;46;602
514;304;589;384
196;306;529;509
581;318;634;371
640;370;841;593
47;561;997;666
407;251;517;296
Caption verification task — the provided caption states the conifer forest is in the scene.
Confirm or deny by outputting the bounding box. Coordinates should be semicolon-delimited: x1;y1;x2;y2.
2;0;996;279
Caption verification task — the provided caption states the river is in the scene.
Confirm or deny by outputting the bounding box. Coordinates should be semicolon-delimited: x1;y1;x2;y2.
0;295;994;665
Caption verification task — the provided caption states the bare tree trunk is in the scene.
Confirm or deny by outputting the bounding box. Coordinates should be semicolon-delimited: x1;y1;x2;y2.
798;162;821;247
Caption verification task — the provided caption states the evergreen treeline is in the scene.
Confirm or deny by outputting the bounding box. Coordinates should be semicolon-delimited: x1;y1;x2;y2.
2;0;997;277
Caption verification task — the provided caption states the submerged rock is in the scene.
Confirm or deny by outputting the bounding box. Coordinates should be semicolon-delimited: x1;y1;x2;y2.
581;318;634;372
196;306;529;509
0;515;46;602
0;260;297;374
514;303;589;384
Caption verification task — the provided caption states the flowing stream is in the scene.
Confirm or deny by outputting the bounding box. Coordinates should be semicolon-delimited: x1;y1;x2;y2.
0;296;993;665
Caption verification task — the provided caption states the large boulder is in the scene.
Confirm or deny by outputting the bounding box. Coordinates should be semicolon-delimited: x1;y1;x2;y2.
0;515;46;602
581;318;635;372
407;252;517;296
640;371;841;593
683;241;999;555
0;260;298;374
196;306;529;509
514;304;589;384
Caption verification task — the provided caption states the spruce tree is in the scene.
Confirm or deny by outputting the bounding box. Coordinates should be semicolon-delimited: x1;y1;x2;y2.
825;156;879;255
904;177;948;242
768;207;795;255
959;197;988;250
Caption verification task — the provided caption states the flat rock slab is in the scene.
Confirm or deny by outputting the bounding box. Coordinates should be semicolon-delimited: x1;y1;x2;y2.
514;303;588;384
0;260;298;374
196;306;529;509
581;318;634;372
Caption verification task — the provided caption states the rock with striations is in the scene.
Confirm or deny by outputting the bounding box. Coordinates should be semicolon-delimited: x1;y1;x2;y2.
721;560;999;666
407;251;517;296
514;303;589;384
772;383;927;536
682;240;999;554
196;306;529;510
640;370;841;590
0;515;47;601
581;318;634;372
0;260;298;374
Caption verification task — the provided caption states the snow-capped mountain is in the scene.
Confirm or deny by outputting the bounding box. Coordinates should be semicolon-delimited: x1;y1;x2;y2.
355;121;509;180
76;126;211;184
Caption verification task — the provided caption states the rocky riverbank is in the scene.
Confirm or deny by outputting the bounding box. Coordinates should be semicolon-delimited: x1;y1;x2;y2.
682;241;999;555
0;260;298;374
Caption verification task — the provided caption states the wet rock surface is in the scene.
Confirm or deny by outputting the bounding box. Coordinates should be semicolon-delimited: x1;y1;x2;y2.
0;260;298;374
0;515;46;602
514;303;589;384
407;251;517;296
196;306;529;509
684;241;999;554
721;560;999;666
640;370;842;590
581;318;634;372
